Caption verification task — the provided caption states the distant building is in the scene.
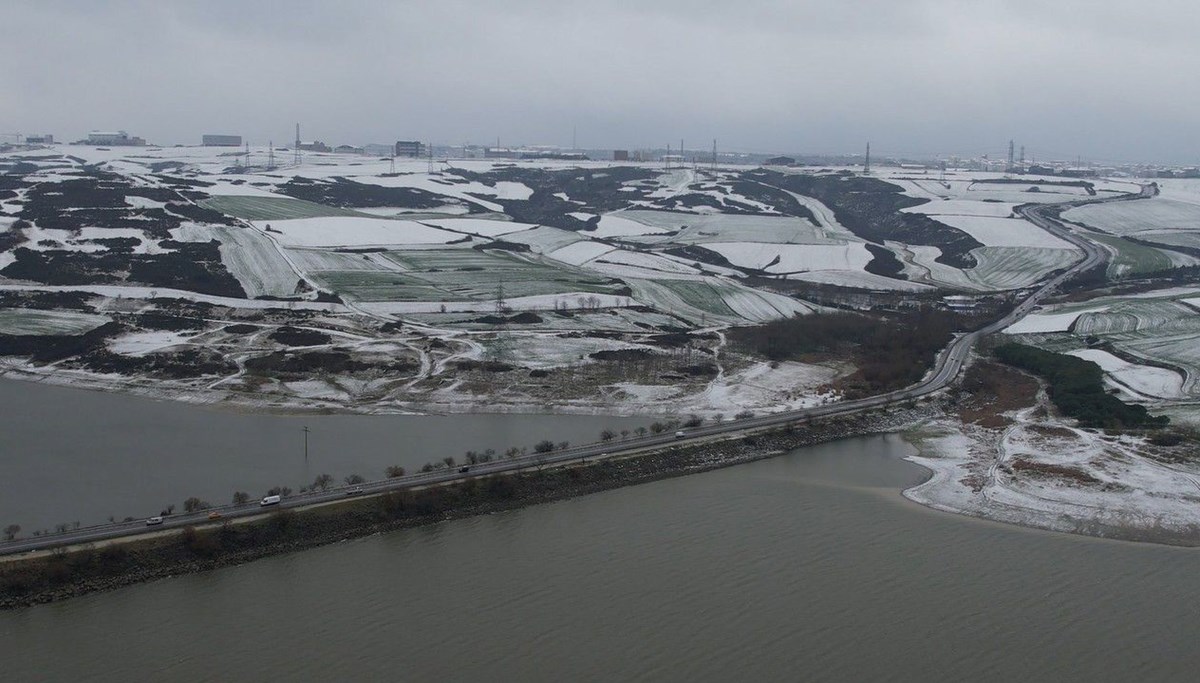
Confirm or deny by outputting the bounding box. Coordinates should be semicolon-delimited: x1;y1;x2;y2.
613;150;630;161
363;143;394;156
1027;164;1056;176
86;130;145;146
297;141;331;153
395;140;425;158
24;134;53;145
202;134;242;147
943;295;978;311
334;145;363;154
765;156;796;166
484;147;517;159
1060;167;1097;178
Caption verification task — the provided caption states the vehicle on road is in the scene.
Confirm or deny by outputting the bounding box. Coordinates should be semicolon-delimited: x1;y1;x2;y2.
459;465;471;473
207;511;222;520
674;430;686;439
345;487;364;496
260;495;281;507
145;516;163;526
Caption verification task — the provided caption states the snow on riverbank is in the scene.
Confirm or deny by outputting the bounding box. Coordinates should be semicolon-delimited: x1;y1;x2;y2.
904;409;1200;545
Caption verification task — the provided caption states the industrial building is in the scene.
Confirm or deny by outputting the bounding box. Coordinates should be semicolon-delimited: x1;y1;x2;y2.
202;134;242;147
86;130;145;146
613;150;629;161
394;140;425;158
765;156;796;166
24;134;53;145
297;141;331;153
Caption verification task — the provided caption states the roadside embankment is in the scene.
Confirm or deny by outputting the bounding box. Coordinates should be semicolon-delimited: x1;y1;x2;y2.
0;403;938;610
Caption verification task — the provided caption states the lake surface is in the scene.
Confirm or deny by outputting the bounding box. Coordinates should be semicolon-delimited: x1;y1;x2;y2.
0;379;650;530
3;433;1197;682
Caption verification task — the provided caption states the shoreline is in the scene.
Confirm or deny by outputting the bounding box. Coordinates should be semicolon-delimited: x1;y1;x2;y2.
899;420;1200;548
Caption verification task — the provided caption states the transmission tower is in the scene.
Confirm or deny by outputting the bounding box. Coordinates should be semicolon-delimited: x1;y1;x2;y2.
711;139;717;171
268;140;275;169
1019;145;1025;166
1007;139;1015;174
864;142;871;174
293;123;302;166
488;280;511;364
427;141;434;174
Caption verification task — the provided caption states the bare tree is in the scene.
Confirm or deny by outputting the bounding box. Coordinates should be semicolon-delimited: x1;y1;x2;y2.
385;465;406;478
183;497;211;513
556;440;570;451
344;474;366;485
620;429;630;440
600;429;615;442
442;456;456;468
313;473;335;491
635;426;648;437
232;491;251;506
3;524;19;541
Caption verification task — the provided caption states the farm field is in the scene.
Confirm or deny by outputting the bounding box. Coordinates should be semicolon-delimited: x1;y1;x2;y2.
1084;233;1196;277
1005;288;1200;399
200;195;363;221
1063;197;1200;237
0;309;111;335
176;225;301;298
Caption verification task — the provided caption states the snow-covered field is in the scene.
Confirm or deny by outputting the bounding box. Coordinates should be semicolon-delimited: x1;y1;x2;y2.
1005;287;1200;399
1064;197;1200;237
1066;348;1186;400
252;217;460;248
930;215;1076;249
706;241;872;274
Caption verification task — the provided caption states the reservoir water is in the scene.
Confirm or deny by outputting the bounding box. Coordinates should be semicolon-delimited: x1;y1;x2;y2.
0;380;650;531
3;431;1197;681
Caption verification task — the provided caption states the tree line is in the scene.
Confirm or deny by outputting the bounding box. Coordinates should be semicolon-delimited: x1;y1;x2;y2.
993;343;1169;430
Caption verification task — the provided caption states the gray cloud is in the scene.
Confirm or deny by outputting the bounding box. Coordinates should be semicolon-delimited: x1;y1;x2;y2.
2;0;1197;163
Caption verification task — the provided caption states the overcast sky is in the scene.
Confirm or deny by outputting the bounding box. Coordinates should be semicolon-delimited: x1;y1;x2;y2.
3;0;1198;163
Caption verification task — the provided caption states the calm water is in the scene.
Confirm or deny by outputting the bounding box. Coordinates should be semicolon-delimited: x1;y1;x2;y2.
0;380;650;530
3;433;1197;682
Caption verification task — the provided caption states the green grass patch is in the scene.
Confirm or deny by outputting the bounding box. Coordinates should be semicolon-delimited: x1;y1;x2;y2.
0;309;111;336
1088;234;1177;277
200;195;363;221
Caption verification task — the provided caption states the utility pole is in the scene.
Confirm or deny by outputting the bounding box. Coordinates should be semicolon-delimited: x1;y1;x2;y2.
302;425;309;462
1007;139;1015;174
712;139;717;171
864;142;871;174
268;140;275;169
293;123;301;166
428;141;434;174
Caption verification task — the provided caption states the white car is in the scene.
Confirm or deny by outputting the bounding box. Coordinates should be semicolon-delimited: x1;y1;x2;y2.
145;516;164;526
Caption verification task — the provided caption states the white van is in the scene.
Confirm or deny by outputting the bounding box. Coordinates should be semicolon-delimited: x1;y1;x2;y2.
260;495;282;507
145;516;164;526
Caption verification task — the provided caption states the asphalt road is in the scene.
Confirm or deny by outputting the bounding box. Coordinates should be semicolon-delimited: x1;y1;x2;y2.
0;184;1146;557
